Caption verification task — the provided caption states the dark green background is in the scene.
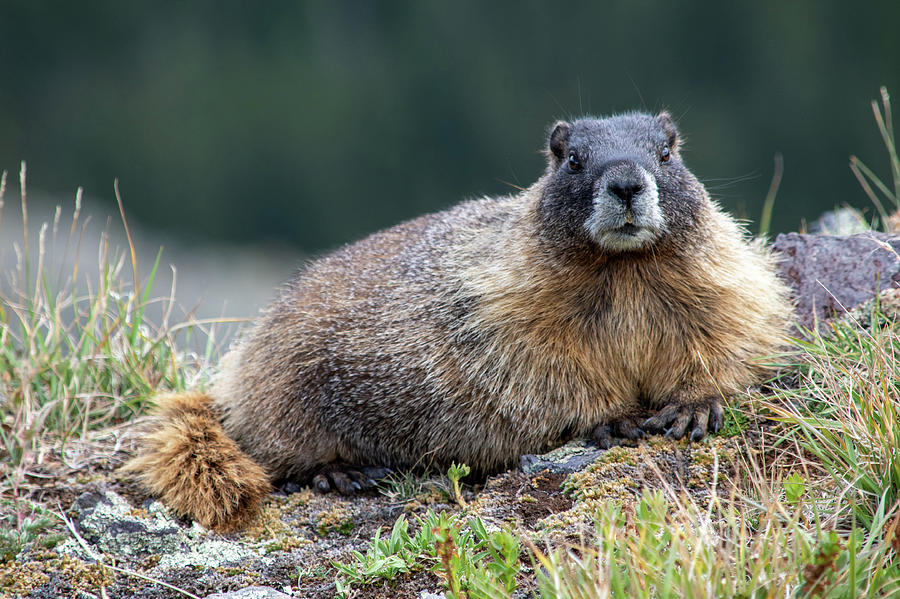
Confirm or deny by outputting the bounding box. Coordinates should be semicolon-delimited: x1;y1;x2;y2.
2;1;898;253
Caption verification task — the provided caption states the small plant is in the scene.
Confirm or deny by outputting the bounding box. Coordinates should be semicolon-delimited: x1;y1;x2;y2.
448;462;471;508
294;564;329;584
802;529;843;596
333;509;520;598
718;404;752;437
433;517;464;599
0;500;64;562
333;514;424;585
783;472;807;506
431;511;520;599
378;469;452;505
464;518;519;597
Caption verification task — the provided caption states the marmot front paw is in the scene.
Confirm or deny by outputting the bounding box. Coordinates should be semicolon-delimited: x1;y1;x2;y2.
311;463;394;494
642;398;724;442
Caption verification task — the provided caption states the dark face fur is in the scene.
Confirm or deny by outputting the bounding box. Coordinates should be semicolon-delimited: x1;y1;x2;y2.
538;112;705;254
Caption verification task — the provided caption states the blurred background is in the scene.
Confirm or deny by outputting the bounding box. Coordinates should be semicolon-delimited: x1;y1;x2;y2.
1;1;899;318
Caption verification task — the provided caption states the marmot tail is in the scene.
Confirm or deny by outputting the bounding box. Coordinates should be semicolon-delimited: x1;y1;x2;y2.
123;392;272;532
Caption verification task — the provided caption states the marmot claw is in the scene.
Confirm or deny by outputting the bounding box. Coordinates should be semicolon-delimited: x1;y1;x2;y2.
642;398;724;442
311;464;393;494
593;418;645;449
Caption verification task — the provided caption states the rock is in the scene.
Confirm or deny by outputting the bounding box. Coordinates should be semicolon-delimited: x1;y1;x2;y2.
157;537;262;571
806;207;869;236
773;232;900;332
840;287;900;329
68;490;183;558
520;439;608;474
204;587;292;599
61;490;264;569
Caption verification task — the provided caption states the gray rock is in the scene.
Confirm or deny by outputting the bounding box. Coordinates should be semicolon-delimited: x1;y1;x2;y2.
204;587;292;599
157;537;263;571
418;591;447;599
774;232;900;332
62;490;264;569
806;207;870;236
520;439;608;474
69;490;183;558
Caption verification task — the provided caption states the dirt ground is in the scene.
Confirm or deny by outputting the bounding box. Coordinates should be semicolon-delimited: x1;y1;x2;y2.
1;420;752;598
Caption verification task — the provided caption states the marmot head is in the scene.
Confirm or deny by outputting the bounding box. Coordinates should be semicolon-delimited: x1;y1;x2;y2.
538;112;706;254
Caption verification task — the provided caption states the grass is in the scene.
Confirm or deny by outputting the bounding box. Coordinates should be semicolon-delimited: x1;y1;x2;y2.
4;89;900;596
532;492;900;598
377;468;455;507
0;164;227;561
850;87;900;228
0;165;223;457
766;309;900;529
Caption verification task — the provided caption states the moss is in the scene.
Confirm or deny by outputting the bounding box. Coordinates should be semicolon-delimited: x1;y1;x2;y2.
0;560;49;596
0;552;114;596
595;445;637;466
245;494;314;553
127;507;151;519
215;565;261;582
719;405;752;437
314;501;356;537
539;437;739;536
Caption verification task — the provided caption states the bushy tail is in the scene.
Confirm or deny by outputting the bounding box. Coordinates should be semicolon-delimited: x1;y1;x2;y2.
122;392;272;532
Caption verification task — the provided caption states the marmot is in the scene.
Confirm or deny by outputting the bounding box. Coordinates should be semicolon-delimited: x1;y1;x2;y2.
125;112;791;532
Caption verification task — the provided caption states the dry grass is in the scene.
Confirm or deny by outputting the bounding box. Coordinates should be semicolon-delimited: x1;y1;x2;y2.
0;164;232;554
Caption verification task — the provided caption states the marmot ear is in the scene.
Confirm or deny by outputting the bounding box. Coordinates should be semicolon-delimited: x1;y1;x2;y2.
548;121;572;163
657;112;679;151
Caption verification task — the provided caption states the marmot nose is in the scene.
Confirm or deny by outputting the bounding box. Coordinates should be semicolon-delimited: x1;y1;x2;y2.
608;179;645;208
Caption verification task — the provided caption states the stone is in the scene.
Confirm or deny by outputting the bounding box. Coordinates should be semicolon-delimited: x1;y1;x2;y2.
61;490;263;569
806;207;869;236
520;440;609;475
68;490;183;558
773;232;900;332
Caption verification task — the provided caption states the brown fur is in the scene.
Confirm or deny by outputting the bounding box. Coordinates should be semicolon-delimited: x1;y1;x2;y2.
122;393;271;532
126;112;792;531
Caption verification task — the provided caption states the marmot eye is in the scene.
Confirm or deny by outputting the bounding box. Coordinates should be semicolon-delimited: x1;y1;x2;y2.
660;145;671;162
567;152;581;171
